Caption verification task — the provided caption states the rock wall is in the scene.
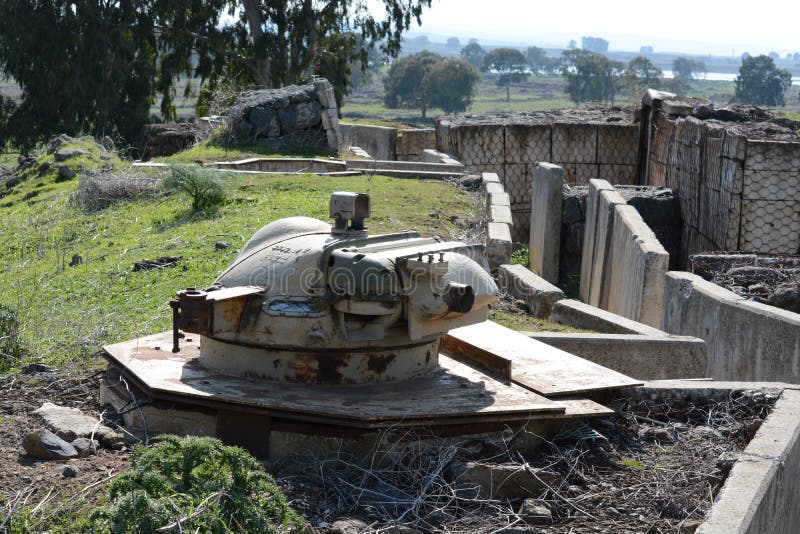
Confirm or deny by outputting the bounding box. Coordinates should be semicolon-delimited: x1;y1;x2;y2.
227;79;340;154
436;109;638;243
140;122;207;160
641;92;800;262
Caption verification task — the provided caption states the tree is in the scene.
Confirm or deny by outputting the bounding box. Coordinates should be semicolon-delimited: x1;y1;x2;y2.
483;48;529;101
0;0;433;151
460;42;485;70
384;52;480;117
383;51;442;119
446;37;460;48
672;57;707;80
582;36;609;54
527;46;548;74
427;59;481;113
734;54;792;106
561;49;624;105
0;1;158;150
624;55;663;92
670;56;707;93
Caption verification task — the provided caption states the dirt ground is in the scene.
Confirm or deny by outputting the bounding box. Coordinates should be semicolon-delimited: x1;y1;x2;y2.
0;369;778;533
276;389;775;534
0;371;131;531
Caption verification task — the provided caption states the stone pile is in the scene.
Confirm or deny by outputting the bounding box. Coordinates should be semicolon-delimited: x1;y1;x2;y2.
226;78;340;154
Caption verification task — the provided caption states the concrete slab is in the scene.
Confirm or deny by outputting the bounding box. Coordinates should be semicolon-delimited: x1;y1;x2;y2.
529;163;564;283
525;332;707;380
550;299;666;336
579;179;616;304
498;264;565;318
486;222;513;271
606;204;669;326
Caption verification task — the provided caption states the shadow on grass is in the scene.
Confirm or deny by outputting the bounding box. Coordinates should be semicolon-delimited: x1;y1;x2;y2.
153;206;222;232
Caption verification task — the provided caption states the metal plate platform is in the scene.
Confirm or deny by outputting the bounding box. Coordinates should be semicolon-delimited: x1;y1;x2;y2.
102;331;614;431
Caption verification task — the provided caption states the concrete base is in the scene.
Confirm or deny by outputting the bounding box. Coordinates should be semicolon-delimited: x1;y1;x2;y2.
100;373;562;463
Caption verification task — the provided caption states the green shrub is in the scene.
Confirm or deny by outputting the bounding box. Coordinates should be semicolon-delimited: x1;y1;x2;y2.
510;245;530;268
88;435;302;533
163;165;228;212
0;304;25;371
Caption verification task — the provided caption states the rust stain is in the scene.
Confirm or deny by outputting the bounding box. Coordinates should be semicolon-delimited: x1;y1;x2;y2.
364;353;396;376
287;353;350;384
221;298;247;327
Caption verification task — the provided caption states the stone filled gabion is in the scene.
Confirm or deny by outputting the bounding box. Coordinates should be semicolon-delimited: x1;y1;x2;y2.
226;80;338;153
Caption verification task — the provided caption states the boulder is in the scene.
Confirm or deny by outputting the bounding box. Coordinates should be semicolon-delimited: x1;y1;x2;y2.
329;518;369;534
22;429;78;460
457;461;561;500
518;498;553;525
35;402;101;442
71;437;99;457
57;165;76;180
140;122;203;160
769;282;800;313
46;134;74;154
54;148;89;162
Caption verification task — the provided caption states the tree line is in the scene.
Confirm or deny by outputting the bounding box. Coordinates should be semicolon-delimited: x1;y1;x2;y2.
0;3;794;153
0;0;432;152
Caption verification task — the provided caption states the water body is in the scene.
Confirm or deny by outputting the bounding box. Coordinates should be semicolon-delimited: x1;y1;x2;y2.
662;70;800;85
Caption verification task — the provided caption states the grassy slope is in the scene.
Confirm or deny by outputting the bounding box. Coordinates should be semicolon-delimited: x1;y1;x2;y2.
0;171;472;371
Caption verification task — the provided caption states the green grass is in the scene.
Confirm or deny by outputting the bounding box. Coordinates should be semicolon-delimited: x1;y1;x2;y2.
0;170;472;371
488;309;589;333
622;458;645;471
156;137;333;164
1;137;124;207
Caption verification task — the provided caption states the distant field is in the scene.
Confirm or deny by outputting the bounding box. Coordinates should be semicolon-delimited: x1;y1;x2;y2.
342;72;800;125
3;67;800;129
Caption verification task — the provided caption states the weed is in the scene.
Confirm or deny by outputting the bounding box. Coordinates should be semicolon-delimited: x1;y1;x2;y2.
162;164;229;212
510;244;530;268
87;435;302;533
622;458;644;471
0;304;25;371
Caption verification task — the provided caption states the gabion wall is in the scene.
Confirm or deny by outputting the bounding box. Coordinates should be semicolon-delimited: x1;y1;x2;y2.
436;110;638;243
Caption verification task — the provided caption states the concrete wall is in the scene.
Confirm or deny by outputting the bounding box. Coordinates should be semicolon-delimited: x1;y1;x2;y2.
662;271;800;382
340;123;397;160
397;128;436;161
578;180;669;327
698;388;800;534
606;205;669;326
580;179;624;307
644;98;800;262
437;114;638;243
529;163;564;283
528;332;707;380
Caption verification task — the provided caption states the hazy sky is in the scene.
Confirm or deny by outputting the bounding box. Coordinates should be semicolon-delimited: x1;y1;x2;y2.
384;0;798;56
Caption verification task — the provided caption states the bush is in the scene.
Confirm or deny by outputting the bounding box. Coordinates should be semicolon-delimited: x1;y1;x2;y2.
88;435;302;533
0;304;25;371
163;164;228;212
75;171;162;211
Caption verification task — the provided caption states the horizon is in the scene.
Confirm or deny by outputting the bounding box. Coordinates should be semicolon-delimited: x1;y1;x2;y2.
371;0;799;58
